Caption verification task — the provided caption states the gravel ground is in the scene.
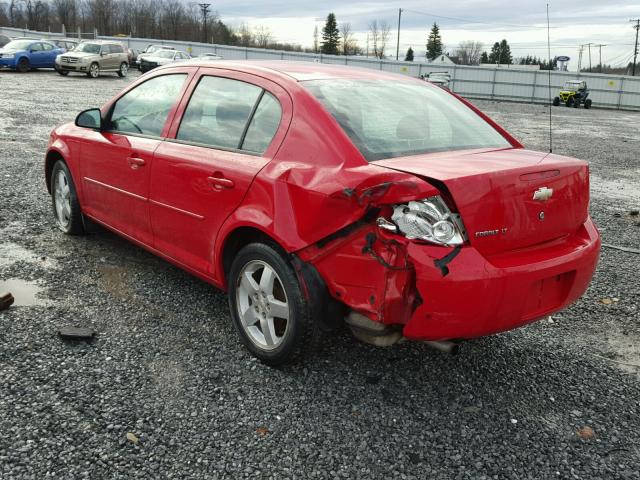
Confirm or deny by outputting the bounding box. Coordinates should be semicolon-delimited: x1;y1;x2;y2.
0;69;639;479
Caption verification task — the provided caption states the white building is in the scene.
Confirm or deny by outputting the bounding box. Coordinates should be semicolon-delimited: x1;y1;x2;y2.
429;54;456;65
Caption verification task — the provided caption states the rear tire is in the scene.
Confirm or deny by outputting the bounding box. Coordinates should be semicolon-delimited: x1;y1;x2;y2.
552;97;560;106
87;62;99;78
117;62;128;77
51;161;84;235
584;99;592;109
228;243;319;365
17;58;29;73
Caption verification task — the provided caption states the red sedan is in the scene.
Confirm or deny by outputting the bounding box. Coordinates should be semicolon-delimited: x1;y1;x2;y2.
44;61;600;364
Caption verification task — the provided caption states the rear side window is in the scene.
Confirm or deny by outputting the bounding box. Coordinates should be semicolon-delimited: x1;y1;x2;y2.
42;42;54;51
108;44;124;54
110;74;187;137
177;76;262;150
242;93;282;153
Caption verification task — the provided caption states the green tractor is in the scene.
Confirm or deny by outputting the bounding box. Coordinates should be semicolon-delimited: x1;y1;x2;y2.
553;80;592;109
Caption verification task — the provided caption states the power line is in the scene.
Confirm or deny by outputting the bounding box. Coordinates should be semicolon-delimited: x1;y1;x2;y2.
402;8;557;30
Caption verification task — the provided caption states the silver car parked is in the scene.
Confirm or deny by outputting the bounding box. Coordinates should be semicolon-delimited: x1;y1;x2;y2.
55;40;129;78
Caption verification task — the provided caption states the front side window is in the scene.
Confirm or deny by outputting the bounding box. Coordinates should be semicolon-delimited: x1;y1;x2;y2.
42;42;54;51
110;74;187;137
177;76;262;150
304;79;511;161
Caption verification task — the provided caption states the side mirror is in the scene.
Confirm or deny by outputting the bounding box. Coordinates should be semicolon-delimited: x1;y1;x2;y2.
75;108;102;130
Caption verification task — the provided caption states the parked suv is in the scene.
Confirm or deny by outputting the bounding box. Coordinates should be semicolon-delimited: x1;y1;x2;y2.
55;40;129;78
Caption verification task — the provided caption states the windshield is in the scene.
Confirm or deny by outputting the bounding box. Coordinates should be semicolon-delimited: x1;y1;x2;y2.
3;40;34;51
74;43;101;54
304;79;511;161
563;82;581;91
155;50;175;59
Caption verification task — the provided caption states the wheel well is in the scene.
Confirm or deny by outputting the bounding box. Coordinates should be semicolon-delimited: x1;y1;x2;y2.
45;151;65;193
221;227;284;285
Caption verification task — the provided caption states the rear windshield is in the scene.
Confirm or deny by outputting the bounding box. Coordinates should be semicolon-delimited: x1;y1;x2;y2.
304;79;511;161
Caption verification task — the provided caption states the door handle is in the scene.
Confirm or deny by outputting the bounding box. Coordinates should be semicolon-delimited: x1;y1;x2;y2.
207;175;234;190
127;156;146;169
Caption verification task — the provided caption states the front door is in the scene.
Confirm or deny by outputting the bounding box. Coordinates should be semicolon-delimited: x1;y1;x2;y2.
149;71;290;277
80;72;190;245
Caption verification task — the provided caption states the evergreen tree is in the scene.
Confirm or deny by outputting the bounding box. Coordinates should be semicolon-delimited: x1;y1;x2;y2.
498;39;512;64
426;22;443;60
321;13;340;55
488;42;500;63
488;40;512;64
405;47;414;61
480;51;489;63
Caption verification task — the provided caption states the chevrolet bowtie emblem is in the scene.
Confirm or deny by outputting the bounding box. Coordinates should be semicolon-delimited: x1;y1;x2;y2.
533;187;553;201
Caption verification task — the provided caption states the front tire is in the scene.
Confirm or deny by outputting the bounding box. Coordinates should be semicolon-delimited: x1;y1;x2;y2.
228;243;318;365
552;97;560;106
87;62;99;78
17;58;29;73
57;69;69;76
566;97;574;108
117;62;128;77
51;161;84;235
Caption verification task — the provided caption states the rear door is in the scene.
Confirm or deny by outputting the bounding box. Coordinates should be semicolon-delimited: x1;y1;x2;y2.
29;42;46;67
149;69;292;276
80;70;194;245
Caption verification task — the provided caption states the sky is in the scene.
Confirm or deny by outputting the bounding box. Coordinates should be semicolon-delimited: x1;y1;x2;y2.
211;0;639;70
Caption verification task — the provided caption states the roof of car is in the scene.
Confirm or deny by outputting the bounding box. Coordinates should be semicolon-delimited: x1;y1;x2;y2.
78;39;123;45
157;60;415;83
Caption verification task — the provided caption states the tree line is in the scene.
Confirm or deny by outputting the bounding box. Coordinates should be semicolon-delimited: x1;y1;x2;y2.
0;0;307;52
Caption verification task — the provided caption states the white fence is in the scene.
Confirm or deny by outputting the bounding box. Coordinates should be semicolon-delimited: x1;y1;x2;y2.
2;25;640;111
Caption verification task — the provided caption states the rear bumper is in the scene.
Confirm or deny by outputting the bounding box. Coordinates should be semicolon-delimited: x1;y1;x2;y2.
403;217;600;340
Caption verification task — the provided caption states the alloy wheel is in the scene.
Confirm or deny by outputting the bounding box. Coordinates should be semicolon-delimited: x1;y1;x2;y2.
120;63;128;77
53;170;72;230
89;64;99;78
235;260;290;351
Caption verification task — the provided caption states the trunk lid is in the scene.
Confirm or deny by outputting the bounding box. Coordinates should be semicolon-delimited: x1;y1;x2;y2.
377;148;590;255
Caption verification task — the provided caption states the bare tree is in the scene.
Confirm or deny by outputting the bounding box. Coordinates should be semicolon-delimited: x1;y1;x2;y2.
454;40;484;65
368;20;379;59
368;19;390;59
377;20;390;59
237;22;253;47
162;0;183;40
341;21;356;55
52;0;76;32
313;24;318;53
253;24;272;48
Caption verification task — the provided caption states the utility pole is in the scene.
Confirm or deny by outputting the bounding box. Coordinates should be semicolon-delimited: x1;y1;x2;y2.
631;19;640;76
595;44;606;73
396;8;402;61
366;33;369;58
198;3;211;44
588;43;592;71
577;45;583;71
